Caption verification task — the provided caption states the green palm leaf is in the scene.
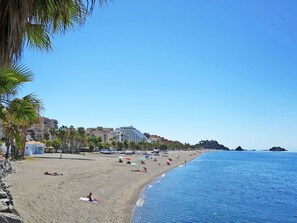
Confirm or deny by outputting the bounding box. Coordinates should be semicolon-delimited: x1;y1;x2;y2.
0;0;110;65
0;64;33;103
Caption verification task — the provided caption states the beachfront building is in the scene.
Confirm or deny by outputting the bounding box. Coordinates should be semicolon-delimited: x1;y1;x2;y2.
149;136;160;143
27;117;58;141
24;141;45;156
115;126;148;143
85;127;116;143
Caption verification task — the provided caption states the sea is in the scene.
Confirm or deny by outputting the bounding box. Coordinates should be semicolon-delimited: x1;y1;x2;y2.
132;151;297;223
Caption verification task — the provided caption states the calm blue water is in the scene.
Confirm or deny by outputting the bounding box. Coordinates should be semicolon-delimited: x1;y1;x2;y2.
132;151;297;223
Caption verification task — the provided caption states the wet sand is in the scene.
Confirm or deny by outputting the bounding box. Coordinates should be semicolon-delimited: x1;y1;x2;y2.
6;150;207;223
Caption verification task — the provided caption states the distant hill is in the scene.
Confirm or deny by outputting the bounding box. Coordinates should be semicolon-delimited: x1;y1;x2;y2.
269;146;287;151
198;140;229;150
144;133;183;145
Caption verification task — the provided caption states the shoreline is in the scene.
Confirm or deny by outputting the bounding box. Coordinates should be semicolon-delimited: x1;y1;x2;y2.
6;150;208;223
128;150;208;222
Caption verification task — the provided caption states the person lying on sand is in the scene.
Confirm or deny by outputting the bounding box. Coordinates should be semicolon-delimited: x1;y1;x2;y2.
44;171;63;176
131;167;147;173
131;169;141;172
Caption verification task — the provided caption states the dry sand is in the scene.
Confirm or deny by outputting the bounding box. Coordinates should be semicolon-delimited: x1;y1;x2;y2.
6;150;208;223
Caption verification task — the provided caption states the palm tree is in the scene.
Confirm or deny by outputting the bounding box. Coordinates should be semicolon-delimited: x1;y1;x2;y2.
0;64;42;158
57;125;68;153
129;141;136;150
0;94;41;158
123;139;129;150
48;127;57;140
68;125;76;153
76;127;86;153
0;0;109;66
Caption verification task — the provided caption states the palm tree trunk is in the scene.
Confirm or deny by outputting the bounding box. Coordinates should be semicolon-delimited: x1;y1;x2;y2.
5;142;10;159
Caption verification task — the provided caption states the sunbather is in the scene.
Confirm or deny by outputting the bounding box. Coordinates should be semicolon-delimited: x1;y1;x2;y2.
131;169;141;172
44;171;63;176
87;192;93;201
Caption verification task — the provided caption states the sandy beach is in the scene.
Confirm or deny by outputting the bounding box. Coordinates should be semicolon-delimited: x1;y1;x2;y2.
6;150;207;223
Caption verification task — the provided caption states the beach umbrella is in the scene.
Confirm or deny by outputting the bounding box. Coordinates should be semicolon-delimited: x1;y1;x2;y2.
130;162;137;166
125;157;132;160
119;156;123;159
167;159;171;163
140;158;146;161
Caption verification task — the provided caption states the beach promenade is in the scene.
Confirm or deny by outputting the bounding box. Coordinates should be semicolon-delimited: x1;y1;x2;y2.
6;150;207;223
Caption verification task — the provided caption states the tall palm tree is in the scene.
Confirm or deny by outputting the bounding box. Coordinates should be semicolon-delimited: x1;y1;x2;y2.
68;125;76;153
0;64;42;158
0;94;41;158
57;125;68;153
0;0;109;66
76;127;86;153
48;127;57;140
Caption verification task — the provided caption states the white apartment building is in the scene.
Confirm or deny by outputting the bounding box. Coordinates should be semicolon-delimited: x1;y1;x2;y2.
115;126;148;143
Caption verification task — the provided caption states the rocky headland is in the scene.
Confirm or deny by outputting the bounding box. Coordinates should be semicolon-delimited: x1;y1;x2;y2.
269;147;287;151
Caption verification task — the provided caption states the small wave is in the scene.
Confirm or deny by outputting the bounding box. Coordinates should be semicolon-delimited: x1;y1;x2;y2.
161;173;166;178
136;197;145;207
179;164;184;167
148;184;153;189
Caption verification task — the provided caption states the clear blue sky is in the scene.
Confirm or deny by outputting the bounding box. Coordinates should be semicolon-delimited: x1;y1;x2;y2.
20;0;297;150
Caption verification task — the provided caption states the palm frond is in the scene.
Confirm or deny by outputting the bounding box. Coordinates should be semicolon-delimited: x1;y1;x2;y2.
0;0;110;65
25;23;53;51
0;64;33;101
8;95;41;126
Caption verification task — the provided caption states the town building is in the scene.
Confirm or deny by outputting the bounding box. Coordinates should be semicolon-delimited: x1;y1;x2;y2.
85;126;116;143
27;117;58;141
115;126;148;143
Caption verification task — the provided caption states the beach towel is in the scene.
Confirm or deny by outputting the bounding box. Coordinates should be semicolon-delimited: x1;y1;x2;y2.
79;197;99;203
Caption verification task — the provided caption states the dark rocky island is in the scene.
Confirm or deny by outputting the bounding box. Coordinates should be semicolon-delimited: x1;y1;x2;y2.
198;140;229;150
269;147;287;151
235;146;244;151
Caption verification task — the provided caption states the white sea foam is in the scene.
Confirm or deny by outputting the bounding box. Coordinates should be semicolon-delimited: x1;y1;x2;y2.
179;164;184;167
148;184;153;189
136;197;145;207
161;173;166;178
